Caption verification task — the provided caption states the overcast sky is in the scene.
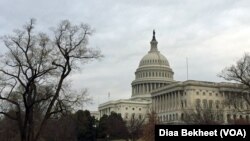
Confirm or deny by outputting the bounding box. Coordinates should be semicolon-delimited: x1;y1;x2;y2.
1;0;250;111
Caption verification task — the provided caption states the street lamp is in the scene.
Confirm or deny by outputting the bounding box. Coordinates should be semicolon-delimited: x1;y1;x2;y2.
93;124;97;141
106;134;110;141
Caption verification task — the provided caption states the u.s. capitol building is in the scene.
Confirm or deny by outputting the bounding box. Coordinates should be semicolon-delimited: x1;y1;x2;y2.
98;31;248;124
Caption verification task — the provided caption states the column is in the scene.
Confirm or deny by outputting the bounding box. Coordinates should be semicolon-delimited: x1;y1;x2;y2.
167;94;169;111
146;84;148;93
156;96;159;113
173;92;175;109
171;92;173;109
139;84;141;94
174;92;176;109
159;95;162;113
152;97;154;111
158;96;160;112
162;95;164;112
164;94;166;112
177;91;180;109
169;93;171;111
143;84;145;94
140;84;142;94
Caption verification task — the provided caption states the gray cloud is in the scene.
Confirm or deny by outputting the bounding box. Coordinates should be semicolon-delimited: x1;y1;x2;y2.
1;0;250;110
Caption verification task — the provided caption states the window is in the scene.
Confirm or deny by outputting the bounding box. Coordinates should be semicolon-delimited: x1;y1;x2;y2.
125;113;128;119
196;92;199;95
233;114;237;120
181;113;184;120
184;100;187;107
126;107;128;110
240;102;243;109
220;93;223;97
203;99;208;109
132;113;135;119
139;114;142;120
209;100;213;108
220;114;224;121
132;108;134;110
139;108;141;111
215;100;220;109
203;92;206;95
227;114;231;122
196;99;201;107
240;115;243;119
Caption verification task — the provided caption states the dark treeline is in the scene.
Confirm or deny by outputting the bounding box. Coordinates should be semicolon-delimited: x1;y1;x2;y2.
0;110;154;141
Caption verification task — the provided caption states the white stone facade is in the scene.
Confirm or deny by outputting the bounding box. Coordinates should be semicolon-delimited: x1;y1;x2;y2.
99;99;151;120
151;80;248;124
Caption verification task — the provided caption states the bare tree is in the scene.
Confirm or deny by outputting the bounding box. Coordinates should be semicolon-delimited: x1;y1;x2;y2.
141;111;158;141
127;114;145;141
0;19;102;141
182;106;224;124
219;53;250;115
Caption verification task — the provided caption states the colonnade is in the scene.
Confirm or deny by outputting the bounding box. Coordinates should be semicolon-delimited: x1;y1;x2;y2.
152;90;185;113
132;83;167;95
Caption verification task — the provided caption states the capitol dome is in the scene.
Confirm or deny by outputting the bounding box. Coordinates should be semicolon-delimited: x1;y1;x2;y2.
139;52;170;67
131;30;174;99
